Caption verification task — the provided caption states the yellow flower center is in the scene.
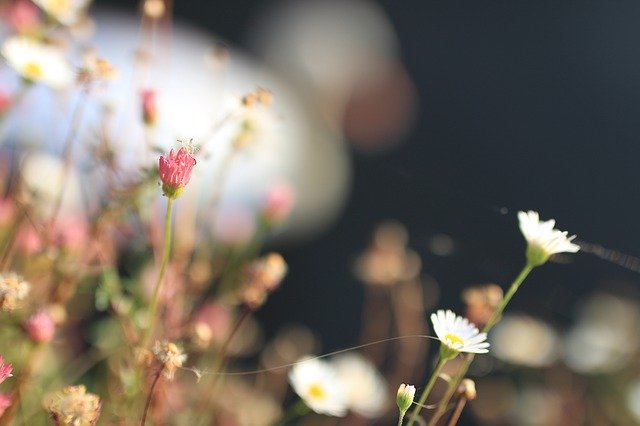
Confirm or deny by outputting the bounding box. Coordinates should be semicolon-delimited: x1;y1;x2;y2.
49;0;70;15
445;333;465;347
308;383;326;400
23;61;43;80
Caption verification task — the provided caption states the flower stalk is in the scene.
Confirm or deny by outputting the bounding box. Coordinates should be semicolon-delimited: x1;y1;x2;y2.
143;196;173;347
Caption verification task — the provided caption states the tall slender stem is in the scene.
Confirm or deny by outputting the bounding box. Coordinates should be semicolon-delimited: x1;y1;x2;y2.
195;305;251;424
427;263;535;426
143;196;174;347
140;368;162;426
406;358;447;426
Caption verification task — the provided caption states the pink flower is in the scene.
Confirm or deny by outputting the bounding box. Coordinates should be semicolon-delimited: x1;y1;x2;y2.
24;311;55;343
263;182;295;225
159;147;196;199
2;0;40;33
0;90;9;113
0;355;12;384
0;393;11;417
141;89;158;126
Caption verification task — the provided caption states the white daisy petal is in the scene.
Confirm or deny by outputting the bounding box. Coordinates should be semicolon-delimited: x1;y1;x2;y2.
288;357;348;417
518;210;580;261
1;36;73;89
430;309;490;355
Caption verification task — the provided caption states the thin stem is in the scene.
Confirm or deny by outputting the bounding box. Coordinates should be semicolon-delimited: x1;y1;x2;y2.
406;358;448;426
270;398;310;426
140;368;162;426
482;263;533;332
143;196;174;347
194;305;252;424
49;90;89;227
427;263;535;426
398;411;406;426
446;396;467;426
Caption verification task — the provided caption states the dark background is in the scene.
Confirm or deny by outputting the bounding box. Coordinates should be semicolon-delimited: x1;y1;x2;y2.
108;0;640;424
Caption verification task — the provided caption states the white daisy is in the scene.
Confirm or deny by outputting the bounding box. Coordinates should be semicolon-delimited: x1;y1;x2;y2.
518;210;580;266
1;36;73;89
288;357;347;417
332;353;387;418
32;0;91;26
431;309;489;358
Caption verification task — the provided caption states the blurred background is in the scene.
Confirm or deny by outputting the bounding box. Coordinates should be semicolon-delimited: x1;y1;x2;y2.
9;0;640;424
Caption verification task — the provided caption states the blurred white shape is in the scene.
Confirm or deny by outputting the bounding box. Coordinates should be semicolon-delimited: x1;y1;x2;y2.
490;314;559;367
332;353;388;418
250;0;416;152
20;151;84;219
2;7;351;239
564;293;640;373
627;379;640;421
512;386;562;426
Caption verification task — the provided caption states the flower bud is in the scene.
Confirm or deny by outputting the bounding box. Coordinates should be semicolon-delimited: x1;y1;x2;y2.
25;310;55;343
396;383;416;413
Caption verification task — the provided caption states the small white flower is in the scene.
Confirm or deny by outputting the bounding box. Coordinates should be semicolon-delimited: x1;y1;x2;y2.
431;309;489;355
332;353;387;418
32;0;91;26
1;36;73;89
518;210;579;265
288;357;347;417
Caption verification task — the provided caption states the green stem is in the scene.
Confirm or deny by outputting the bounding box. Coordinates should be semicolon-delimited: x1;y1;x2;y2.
143;196;174;347
194;305;252;425
482;263;533;332
406;358;448;426
427;263;535;426
270;398;310;426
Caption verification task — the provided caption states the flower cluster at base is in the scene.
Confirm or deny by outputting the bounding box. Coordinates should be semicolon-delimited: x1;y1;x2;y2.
159;146;196;199
431;309;489;360
518;210;580;266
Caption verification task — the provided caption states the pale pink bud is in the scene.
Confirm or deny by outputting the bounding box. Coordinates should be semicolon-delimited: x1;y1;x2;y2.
263;182;295;225
0;393;11;417
0;90;9;113
3;0;40;33
0;355;12;384
25;311;55;343
159;147;196;198
141;89;158;125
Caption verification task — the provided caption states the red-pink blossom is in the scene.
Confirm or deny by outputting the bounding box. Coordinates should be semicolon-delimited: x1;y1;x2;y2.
159;147;196;198
24;311;55;343
0;355;12;384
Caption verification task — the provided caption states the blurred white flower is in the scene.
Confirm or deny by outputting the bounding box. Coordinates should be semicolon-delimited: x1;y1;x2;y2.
1;36;73;89
332;353;387;418
431;309;489;355
518;210;579;265
627;379;640;422
490;314;559;367
32;0;91;26
288;357;347;417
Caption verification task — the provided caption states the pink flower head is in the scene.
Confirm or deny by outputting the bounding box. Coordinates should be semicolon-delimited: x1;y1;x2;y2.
159;147;196;199
0;393;11;417
263;182;295;225
24;310;55;343
141;89;158;125
3;0;40;33
0;355;12;384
